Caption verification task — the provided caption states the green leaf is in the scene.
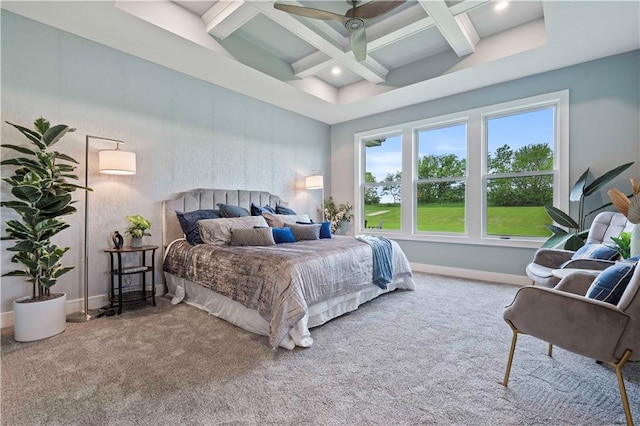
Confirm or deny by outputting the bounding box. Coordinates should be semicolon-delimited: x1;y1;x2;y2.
1;270;29;277
6;240;36;252
1;144;36;156
583;162;634;197
5;121;44;149
42;124;74;148
36;193;72;213
569;168;589;202
33;117;50;134
1;158;49;176
52;151;79;163
544;224;567;235
544;205;579;229
52;266;74;279
11;185;42;204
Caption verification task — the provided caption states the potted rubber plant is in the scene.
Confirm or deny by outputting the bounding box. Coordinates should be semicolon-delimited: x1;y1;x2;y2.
125;214;151;247
1;118;89;342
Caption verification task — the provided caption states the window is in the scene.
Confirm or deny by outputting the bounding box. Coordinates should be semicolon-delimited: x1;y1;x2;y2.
363;135;402;231
355;91;568;247
416;123;467;233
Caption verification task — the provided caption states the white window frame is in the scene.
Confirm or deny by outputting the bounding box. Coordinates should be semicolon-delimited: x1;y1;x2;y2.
354;90;569;248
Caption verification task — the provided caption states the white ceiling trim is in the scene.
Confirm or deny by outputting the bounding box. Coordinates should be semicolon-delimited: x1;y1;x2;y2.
203;0;259;40
418;0;477;56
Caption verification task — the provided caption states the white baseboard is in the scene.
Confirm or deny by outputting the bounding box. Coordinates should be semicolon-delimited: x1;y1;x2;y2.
410;262;531;287
1;284;165;329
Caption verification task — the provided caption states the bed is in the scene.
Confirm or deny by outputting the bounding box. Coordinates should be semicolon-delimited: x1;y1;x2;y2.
162;189;415;349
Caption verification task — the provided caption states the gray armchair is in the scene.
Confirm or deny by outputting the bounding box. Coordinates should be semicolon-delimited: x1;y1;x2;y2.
526;211;631;287
502;269;640;425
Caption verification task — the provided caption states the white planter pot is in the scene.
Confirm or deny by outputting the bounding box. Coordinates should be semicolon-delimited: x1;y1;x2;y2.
13;293;66;342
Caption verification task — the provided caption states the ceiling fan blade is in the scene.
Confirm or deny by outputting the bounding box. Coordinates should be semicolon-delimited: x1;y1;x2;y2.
350;1;406;19
273;3;349;24
347;25;367;62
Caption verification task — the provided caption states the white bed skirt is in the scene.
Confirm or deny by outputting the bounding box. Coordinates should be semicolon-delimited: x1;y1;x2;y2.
164;272;415;349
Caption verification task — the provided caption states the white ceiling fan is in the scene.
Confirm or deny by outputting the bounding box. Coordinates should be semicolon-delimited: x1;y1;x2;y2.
273;1;406;62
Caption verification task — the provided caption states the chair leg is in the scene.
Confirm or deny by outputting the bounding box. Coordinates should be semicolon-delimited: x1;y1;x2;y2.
503;324;519;386
548;342;553;357
608;350;634;426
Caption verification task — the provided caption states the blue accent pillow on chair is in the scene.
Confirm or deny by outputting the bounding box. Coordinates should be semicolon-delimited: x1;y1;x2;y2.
272;227;296;243
571;243;619;261
275;204;297;215
586;259;638;304
176;209;222;245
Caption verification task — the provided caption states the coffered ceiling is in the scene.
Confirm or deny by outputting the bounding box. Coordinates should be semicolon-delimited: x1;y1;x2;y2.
2;1;639;124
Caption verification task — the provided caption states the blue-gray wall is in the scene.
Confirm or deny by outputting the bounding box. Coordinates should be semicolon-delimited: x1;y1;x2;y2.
0;11;330;315
331;50;640;276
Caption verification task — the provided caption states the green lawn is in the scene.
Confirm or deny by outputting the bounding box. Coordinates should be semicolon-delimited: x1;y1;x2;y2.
364;204;551;236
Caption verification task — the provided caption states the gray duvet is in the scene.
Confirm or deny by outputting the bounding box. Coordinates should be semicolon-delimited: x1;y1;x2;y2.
163;235;414;347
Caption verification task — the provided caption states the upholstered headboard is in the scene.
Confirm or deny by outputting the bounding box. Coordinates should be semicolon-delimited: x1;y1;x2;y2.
162;189;283;248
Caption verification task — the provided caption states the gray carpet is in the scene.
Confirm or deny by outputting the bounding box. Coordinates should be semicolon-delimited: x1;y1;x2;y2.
2;273;639;425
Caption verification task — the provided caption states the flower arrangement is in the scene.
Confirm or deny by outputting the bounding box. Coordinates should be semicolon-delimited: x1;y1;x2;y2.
324;197;353;234
608;178;640;224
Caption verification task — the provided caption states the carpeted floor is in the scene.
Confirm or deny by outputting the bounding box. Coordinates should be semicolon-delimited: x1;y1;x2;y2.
1;272;639;425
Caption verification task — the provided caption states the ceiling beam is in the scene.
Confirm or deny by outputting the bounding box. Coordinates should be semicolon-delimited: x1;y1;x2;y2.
202;1;259;40
418;0;478;56
250;1;387;83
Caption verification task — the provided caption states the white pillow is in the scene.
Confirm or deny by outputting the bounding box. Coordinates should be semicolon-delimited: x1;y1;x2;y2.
199;216;268;245
262;213;311;227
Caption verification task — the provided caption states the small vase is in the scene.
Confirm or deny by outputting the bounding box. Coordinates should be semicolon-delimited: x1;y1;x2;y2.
130;237;142;248
630;223;640;258
112;231;124;249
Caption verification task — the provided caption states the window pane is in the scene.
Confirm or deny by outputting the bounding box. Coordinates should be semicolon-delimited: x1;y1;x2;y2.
364;185;400;231
416;182;466;233
417;124;467;179
486;176;553;237
417;124;466;233
364;135;401;231
487;108;554;173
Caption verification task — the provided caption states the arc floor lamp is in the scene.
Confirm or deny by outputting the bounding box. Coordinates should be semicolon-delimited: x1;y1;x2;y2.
66;135;136;322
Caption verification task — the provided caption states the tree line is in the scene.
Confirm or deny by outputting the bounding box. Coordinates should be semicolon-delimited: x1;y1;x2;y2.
365;143;553;206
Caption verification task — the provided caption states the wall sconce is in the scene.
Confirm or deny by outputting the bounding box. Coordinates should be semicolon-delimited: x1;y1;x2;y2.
67;135;136;323
305;170;324;221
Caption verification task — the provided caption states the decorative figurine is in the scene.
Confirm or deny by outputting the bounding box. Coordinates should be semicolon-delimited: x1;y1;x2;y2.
112;230;124;249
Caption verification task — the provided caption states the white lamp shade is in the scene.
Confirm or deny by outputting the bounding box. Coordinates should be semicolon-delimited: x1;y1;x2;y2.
305;174;323;189
99;149;136;175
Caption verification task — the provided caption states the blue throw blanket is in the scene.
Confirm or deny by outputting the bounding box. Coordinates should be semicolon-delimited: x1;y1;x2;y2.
355;235;393;289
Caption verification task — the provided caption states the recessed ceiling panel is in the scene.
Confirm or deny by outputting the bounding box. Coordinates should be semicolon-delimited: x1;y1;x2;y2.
369;26;450;69
173;0;216;16
315;66;363;88
235;13;318;63
468;1;544;38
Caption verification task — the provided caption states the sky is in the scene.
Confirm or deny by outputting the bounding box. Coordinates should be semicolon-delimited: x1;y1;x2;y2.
365;107;554;182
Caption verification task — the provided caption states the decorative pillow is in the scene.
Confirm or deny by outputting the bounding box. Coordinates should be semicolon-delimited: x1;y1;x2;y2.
175;209;222;245
319;221;332;239
571;243;619;261
230;227;275;246
586;259;637;304
262;213;311;227
250;203;276;216
294;220;332;239
272;227;297;244
217;203;250;218
199;216;268;245
286;223;321;241
275;204;297;215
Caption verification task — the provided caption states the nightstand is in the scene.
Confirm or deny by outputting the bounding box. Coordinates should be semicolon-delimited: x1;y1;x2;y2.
104;245;158;315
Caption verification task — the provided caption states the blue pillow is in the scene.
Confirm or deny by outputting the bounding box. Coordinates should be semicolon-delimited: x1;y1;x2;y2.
571;243;619;261
275;204;297;215
176;209;221;245
272;227;296;243
217;203;250;218
251;203;276;216
319;221;332;239
586;259;637;304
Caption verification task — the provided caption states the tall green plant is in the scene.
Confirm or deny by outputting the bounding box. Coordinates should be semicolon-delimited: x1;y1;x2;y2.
1;118;90;300
543;162;634;249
